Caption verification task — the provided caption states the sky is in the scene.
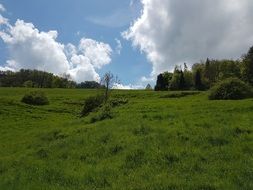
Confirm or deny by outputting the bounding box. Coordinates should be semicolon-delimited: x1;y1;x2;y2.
0;0;253;89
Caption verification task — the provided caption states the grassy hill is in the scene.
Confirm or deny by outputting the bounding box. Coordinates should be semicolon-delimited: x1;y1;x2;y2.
0;88;252;190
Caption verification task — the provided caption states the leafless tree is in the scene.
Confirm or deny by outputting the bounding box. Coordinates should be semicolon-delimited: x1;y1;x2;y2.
101;72;119;101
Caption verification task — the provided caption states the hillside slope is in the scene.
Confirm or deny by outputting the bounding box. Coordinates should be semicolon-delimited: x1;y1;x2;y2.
0;88;252;190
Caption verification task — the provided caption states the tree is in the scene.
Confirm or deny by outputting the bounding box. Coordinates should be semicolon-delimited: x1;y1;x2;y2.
179;71;185;89
101;72;118;101
242;46;253;85
155;72;172;91
169;66;186;90
155;74;165;91
218;60;241;80
145;84;152;90
204;58;211;80
194;69;203;90
77;81;103;89
183;63;194;90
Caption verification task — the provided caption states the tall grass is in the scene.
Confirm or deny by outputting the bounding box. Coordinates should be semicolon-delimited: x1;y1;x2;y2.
0;88;252;189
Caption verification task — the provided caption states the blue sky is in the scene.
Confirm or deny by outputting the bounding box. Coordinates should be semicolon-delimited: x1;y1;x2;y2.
0;0;152;87
1;0;253;88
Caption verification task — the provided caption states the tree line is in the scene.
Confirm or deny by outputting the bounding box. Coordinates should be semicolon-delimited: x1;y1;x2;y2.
0;69;104;89
155;46;253;91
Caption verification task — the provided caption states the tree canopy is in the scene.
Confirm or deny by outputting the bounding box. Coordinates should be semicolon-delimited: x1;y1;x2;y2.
155;45;253;91
0;69;104;89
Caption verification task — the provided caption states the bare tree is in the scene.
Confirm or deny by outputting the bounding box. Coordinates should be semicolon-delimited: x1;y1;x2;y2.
101;72;119;101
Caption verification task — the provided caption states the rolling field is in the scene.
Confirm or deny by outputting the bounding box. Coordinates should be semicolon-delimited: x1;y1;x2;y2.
0;88;253;190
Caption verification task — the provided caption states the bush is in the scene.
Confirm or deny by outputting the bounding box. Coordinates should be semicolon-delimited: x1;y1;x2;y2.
108;98;128;107
90;104;113;123
209;78;253;100
21;91;49;105
81;94;105;117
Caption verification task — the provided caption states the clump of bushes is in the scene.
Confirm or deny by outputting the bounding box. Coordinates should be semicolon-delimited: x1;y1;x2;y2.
209;78;253;100
81;94;105;117
90;103;113;123
81;94;129;118
109;98;128;107
21;91;49;105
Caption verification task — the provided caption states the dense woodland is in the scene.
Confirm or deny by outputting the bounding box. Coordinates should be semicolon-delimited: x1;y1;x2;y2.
0;69;104;89
155;46;253;91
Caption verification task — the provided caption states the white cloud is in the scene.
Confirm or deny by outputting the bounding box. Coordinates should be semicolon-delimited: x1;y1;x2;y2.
0;20;70;74
0;19;113;83
0;65;14;71
123;0;253;76
115;38;122;55
112;83;144;90
79;38;112;69
68;54;100;82
0;4;5;12
140;76;155;83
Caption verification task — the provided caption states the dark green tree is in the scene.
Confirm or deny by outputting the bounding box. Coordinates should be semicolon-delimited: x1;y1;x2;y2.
242;46;253;85
194;69;203;90
155;72;172;91
179;70;185;89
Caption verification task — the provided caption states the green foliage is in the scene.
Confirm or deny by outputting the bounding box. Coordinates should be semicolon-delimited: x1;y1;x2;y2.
89;98;128;123
81;94;105;117
108;98;128;107
160;91;200;98
21;91;49;105
76;81;104;89
0;69;103;89
90;104;113;123
241;46;253;85
184;70;194;90
217;60;241;80
169;66;186;90
194;69;205;90
209;78;253;100
155;52;246;92
23;80;34;88
155;72;172;91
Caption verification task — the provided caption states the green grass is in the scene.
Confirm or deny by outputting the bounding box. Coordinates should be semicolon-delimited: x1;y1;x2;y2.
0;87;253;190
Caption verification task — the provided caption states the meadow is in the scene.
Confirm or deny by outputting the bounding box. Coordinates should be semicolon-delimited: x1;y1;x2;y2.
0;88;252;190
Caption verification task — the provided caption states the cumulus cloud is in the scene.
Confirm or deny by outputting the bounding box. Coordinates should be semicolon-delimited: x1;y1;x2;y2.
123;0;253;76
79;38;112;69
0;18;113;83
68;54;100;82
112;83;144;90
0;20;70;74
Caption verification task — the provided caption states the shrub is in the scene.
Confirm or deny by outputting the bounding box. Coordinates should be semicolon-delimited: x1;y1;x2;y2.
209;78;253;100
81;94;105;117
21;91;49;105
90;104;113;123
108;98;128;107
